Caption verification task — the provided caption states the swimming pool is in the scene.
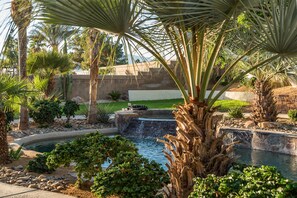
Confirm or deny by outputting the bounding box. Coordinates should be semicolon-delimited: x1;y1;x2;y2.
26;136;297;181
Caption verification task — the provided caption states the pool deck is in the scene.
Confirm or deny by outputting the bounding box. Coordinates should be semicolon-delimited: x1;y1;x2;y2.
0;182;74;198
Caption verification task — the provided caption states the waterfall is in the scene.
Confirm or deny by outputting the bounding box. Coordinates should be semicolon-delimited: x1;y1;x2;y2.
122;118;176;138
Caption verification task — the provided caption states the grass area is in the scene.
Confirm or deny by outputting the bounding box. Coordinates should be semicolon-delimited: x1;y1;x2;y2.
76;99;250;114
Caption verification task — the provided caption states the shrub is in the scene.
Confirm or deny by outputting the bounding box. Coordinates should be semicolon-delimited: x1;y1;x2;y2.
189;165;297;198
29;99;62;127
228;107;244;119
288;109;297;121
63;100;80;126
26;153;55;174
97;107;110;123
9;146;22;160
108;90;121;101
91;152;169;198
46;132;137;186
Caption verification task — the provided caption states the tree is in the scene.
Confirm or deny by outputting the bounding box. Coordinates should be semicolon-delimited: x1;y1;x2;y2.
27;50;73;97
37;0;297;196
1;34;18;76
0;75;29;164
29;23;76;53
248;60;296;123
11;0;32;130
68;28;127;69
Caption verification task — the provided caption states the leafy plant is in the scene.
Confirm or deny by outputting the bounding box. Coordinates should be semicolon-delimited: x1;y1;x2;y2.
63;100;80;127
46;132;137;187
228;107;244;119
26;153;55;174
9;146;23;160
288;109;297;122
91;152;169;198
189;165;297;198
29;99;62;127
108;90;121;101
97;107;110;123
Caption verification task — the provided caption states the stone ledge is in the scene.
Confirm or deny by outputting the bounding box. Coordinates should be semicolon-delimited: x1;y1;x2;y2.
13;128;118;146
220;127;297;156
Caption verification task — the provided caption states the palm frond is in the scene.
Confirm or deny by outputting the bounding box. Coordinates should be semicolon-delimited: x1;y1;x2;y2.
248;0;297;56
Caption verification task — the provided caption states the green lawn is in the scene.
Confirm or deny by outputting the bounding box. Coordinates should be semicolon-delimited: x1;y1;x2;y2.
77;99;250;114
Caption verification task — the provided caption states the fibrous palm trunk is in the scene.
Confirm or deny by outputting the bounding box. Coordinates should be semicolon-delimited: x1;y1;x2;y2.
161;103;235;198
252;79;278;123
17;26;30;130
0;110;9;164
45;72;55;97
87;29;100;124
11;0;32;130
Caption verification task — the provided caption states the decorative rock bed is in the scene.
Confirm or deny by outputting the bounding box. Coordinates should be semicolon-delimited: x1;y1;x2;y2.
9;119;115;139
0;166;68;192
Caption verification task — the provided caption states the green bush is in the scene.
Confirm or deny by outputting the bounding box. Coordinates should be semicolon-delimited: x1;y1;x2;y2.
189;165;297;198
228;107;244;119
108;90;121;101
26;153;55;174
288;109;297;121
29;99;62;127
46;132;137;186
91;152;169;198
63;100;80;126
9;146;22;160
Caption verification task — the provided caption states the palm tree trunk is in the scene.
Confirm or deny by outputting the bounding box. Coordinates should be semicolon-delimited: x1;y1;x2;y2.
162;103;234;198
0;110;9;164
45;72;55;97
18;27;29;130
87;29;100;124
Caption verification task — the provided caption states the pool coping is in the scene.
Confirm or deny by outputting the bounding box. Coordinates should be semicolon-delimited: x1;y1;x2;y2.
13;128;118;146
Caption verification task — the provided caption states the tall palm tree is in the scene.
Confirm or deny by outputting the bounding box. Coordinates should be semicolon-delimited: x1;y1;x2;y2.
37;0;297;196
11;0;32;130
0;75;29;164
30;23;75;53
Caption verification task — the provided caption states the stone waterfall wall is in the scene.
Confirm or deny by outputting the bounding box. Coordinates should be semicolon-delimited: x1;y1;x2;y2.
221;128;297;156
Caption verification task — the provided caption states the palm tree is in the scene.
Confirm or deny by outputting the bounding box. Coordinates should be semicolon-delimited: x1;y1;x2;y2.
27;50;73;97
37;0;297;196
249;61;296;123
30;23;75;53
11;0;32;130
0;75;29;164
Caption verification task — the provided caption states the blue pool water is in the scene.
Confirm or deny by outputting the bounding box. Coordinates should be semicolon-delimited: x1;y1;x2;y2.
27;137;297;181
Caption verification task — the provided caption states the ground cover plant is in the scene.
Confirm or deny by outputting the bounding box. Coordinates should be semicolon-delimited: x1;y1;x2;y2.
46;132;138;186
189;165;297;198
91;152;169;198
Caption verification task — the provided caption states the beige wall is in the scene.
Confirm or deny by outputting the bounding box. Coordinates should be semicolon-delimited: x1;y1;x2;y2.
55;65;179;101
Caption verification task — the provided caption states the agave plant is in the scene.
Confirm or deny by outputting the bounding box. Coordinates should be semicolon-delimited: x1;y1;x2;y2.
0;75;29;164
36;0;297;196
